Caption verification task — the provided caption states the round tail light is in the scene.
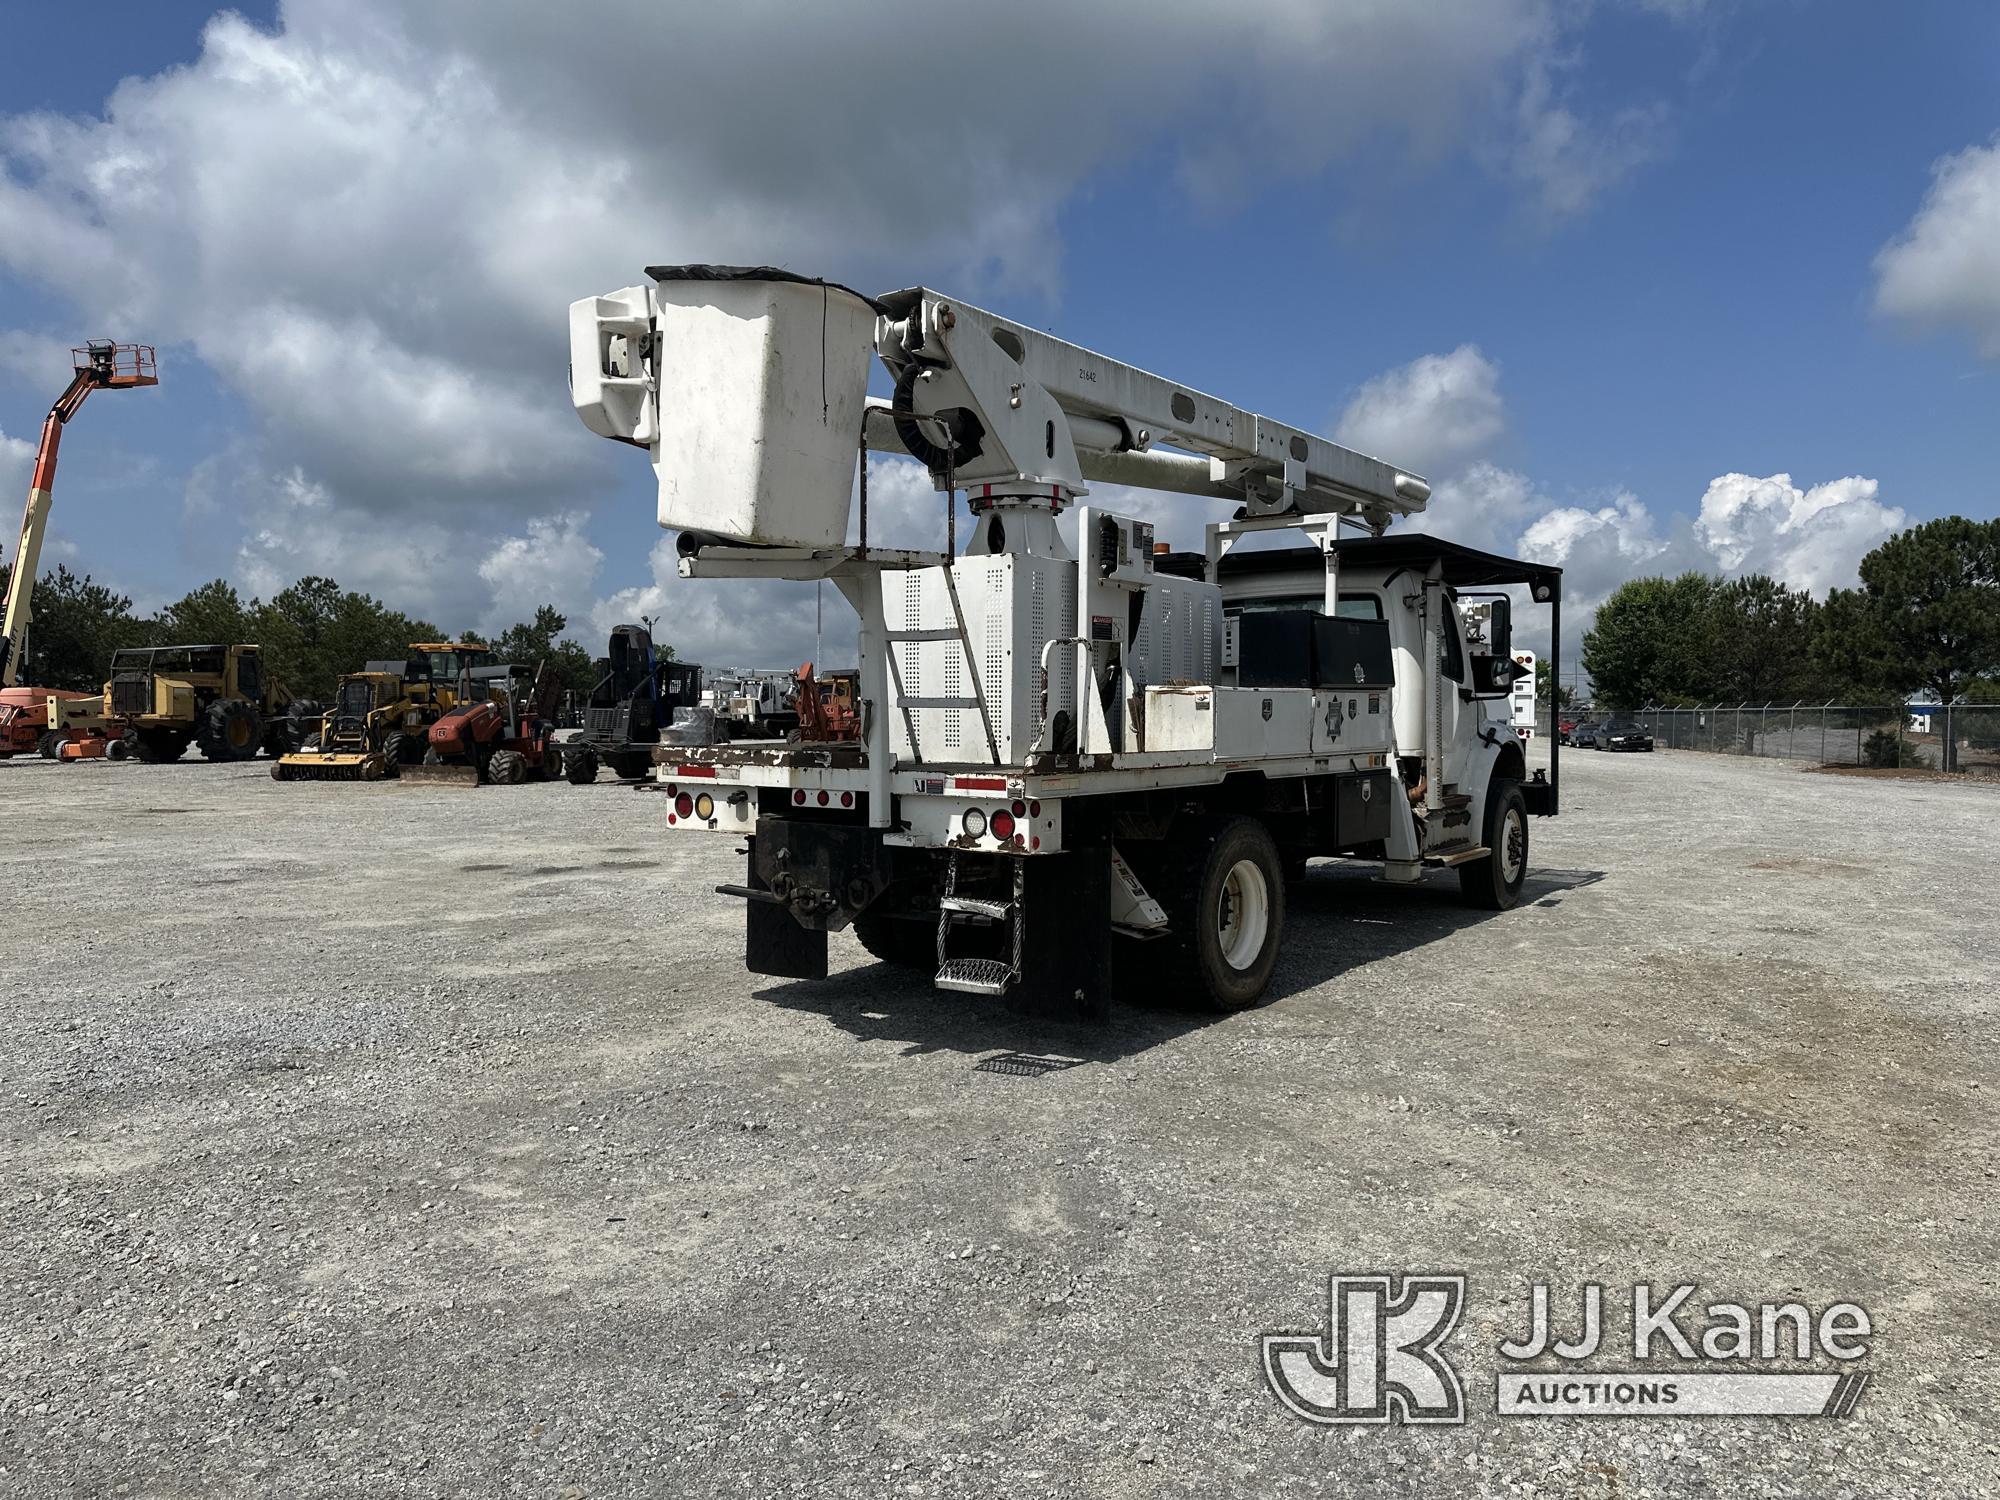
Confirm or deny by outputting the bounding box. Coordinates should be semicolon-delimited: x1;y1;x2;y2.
674;792;693;817
694;792;715;820
962;807;987;837
816;790;829;806
990;809;1015;840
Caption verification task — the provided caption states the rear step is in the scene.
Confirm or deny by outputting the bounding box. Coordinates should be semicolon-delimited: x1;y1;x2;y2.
940;893;1011;921
934;852;1024;995
935;957;1015;995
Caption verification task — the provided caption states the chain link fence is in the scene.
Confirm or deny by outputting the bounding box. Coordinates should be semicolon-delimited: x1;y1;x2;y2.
1624;702;2000;775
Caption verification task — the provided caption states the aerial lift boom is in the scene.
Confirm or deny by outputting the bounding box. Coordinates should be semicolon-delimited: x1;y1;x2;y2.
570;268;1557;1015
0;342;158;687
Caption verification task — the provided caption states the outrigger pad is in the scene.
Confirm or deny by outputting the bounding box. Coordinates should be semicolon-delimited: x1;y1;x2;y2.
1013;848;1112;1023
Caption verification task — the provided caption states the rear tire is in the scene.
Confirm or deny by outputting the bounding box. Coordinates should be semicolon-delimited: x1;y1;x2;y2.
563;746;600;784
487;748;528;785
199;699;261;762
853;912;936;969
37;731;60;759
1127;816;1285;1012
610;751;654;780
105;735;134;761
1459;779;1528;911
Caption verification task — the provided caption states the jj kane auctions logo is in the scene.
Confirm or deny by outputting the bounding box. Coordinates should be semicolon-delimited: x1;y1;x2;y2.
1263;1275;1872;1424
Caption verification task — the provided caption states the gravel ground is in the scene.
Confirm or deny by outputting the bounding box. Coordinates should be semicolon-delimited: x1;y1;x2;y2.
1;747;1995;1498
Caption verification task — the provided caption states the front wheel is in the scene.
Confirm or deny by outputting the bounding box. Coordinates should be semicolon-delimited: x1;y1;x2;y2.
1459;780;1528;911
563;745;600;785
487;748;528;785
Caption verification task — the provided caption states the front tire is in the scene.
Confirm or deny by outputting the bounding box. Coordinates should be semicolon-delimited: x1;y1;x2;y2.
1459;779;1528;911
199;699;261;762
487;748;528;785
563;745;600;785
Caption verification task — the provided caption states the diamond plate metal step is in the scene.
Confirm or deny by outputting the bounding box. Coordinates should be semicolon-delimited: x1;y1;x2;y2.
935;957;1014;995
940;894;1012;921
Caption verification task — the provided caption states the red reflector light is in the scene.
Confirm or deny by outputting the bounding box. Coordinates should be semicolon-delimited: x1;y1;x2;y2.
990;809;1015;840
840;791;854;807
666;813;677;825
674;792;693;817
665;783;678;797
1031;835;1041;850
1028;799;1040;816
675;765;718;778
793;789;806;804
1011;800;1026;818
816;790;829;806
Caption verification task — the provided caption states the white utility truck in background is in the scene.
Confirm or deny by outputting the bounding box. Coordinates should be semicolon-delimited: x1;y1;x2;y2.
570;266;1563;1016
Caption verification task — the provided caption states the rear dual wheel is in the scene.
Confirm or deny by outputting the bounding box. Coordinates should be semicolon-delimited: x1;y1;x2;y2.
1124;816;1286;1013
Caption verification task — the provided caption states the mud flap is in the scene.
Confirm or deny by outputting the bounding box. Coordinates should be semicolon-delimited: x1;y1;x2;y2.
1012;847;1112;1023
743;836;827;980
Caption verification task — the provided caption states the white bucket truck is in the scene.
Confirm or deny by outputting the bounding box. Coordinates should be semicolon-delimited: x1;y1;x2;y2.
570;267;1562;1016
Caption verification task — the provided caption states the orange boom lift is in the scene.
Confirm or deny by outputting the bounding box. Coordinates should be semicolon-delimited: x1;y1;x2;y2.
0;343;158;757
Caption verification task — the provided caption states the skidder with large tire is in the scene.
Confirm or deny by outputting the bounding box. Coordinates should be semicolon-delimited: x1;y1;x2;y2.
47;642;311;765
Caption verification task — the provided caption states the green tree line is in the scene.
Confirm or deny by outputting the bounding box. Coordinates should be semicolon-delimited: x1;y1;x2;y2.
0;564;614;702
1581;516;2000;714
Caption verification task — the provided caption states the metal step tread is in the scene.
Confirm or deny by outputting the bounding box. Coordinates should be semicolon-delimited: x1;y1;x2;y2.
1428;844;1491;867
935;957;1015;995
941;894;1012;921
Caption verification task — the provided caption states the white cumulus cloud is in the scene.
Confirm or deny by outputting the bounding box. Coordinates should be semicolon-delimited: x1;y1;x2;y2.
0;0;1680;632
1694;472;1905;596
1874;134;2000;358
1334;345;1506;478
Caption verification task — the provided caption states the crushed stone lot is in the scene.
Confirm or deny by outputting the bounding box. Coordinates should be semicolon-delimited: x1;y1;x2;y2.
1;747;1995;1499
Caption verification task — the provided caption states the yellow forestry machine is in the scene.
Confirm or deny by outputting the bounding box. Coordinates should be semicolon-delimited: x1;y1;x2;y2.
274;642;492;781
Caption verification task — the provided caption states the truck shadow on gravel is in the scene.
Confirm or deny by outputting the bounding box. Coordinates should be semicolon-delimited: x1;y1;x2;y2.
753;863;1606;1064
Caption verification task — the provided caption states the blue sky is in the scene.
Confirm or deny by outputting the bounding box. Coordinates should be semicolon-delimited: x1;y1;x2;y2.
2;0;1995;666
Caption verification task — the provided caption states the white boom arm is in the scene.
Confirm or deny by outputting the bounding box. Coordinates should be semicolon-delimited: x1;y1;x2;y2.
866;286;1429;530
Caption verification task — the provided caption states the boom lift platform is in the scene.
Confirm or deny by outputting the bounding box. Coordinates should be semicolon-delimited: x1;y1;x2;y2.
571;267;1560;1016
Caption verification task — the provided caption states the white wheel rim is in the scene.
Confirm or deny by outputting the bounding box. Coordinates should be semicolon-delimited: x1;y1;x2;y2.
1217;858;1271;970
1501;807;1526;883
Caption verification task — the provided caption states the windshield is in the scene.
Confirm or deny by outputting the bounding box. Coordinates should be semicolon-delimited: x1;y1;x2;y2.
336;679;376;717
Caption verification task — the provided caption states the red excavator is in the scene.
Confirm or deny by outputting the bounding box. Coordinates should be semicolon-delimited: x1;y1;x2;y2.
1;343;158;756
403;662;560;787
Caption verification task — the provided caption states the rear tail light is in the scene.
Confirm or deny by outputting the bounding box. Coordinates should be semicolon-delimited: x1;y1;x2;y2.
990;809;1015;840
674;792;693;817
793;789;806;804
816;790;829;806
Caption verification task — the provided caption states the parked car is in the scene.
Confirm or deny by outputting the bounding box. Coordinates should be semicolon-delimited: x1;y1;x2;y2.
1571;720;1602;749
1598;720;1655;752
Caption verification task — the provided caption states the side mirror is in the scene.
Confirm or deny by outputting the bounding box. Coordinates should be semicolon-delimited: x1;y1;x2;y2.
1469;654;1521;697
